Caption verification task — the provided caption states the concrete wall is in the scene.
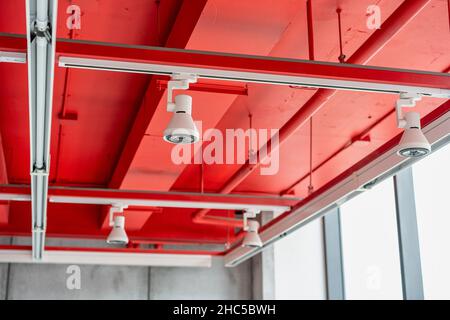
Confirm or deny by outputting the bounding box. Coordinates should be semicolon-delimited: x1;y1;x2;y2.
0;238;254;300
0;258;252;300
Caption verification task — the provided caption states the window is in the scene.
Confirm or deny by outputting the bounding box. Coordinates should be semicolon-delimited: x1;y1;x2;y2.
340;178;403;299
413;144;450;300
274;218;327;300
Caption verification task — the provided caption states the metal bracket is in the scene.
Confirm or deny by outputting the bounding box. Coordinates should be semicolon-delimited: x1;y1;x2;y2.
396;92;422;128
243;208;261;231
108;204;128;227
31;21;52;43
167;73;197;112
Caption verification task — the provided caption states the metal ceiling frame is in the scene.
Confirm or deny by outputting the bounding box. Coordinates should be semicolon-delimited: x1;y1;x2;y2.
56;46;450;98
0;185;297;214
0;246;213;267
25;0;58;260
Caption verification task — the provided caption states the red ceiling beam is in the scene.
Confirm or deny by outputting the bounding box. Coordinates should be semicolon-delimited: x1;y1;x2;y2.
55;40;450;93
107;0;208;189
0;185;299;209
0;185;297;242
0;133;9;225
0;33;27;52
156;80;248;95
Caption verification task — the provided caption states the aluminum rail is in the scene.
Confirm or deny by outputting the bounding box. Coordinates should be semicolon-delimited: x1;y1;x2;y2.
57;52;450;98
0;246;212;267
25;0;58;260
0;185;298;214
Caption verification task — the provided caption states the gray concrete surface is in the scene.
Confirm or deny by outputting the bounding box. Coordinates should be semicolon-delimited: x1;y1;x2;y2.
0;237;11;300
7;263;149;300
150;258;252;300
0;237;257;300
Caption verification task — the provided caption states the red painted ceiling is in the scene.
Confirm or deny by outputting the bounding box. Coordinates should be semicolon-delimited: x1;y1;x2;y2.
0;0;448;248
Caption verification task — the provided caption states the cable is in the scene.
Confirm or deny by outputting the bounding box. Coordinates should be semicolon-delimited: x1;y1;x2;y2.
336;8;346;63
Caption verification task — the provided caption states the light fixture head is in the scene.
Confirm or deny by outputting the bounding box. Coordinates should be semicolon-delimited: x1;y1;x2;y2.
242;220;263;248
397;112;431;158
164;94;200;144
107;216;129;245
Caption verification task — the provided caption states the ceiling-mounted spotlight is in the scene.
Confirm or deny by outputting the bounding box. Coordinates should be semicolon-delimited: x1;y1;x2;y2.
242;220;263;248
164;74;199;145
106;205;129;245
395;93;430;158
164;94;200;144
241;209;263;248
397;112;431;158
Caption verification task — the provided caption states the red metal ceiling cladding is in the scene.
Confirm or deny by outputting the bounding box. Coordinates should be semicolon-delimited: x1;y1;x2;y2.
0;0;448;251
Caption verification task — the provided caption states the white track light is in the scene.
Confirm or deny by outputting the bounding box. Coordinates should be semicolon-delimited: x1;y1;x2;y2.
397;112;430;158
107;215;129;245
242;220;263;248
164;94;200;144
164;74;199;145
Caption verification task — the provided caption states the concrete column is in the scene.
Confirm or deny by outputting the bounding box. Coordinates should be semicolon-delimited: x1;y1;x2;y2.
323;209;345;300
252;212;275;300
0;238;11;300
394;167;424;300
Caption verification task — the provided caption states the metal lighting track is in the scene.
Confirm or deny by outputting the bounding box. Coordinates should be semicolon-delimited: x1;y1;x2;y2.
225;108;450;267
57;42;450;98
0;247;212;267
0;186;297;214
25;0;58;260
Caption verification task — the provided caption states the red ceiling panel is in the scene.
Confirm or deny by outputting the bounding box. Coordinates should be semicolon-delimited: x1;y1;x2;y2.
0;0;448;247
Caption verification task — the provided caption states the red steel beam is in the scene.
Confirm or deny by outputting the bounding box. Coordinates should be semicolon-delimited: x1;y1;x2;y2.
107;0;208;189
0;185;299;209
55;40;450;92
156;80;248;95
0;133;8;225
0;33;27;52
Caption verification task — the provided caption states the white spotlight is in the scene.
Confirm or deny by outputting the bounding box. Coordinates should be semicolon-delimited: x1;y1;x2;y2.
242;220;263;248
397;112;431;158
164;94;200;144
107;215;129;245
164;74;199;145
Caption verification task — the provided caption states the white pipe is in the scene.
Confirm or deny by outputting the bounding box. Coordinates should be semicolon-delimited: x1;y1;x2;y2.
36;177;43;226
49;195;291;214
35;36;47;169
36;0;49;31
0;250;213;267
